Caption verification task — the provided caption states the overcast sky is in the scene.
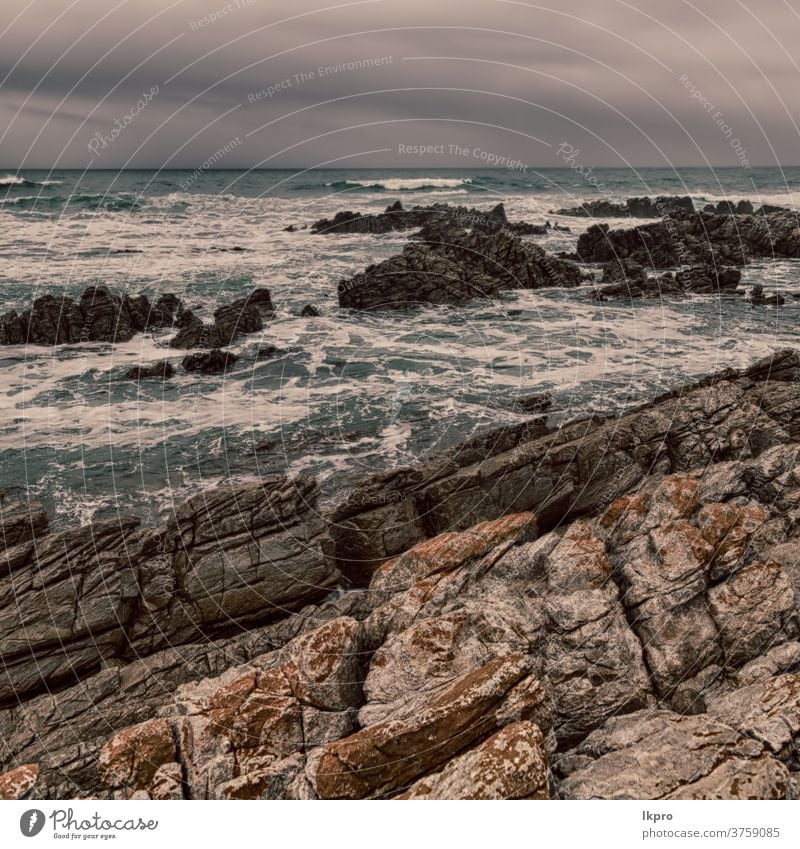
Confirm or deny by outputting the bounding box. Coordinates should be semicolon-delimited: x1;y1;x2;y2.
1;0;799;169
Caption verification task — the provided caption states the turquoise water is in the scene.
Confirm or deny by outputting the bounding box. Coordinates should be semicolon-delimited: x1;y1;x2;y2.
0;168;798;527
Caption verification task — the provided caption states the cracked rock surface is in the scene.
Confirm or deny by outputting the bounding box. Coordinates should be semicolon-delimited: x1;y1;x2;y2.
1;352;799;799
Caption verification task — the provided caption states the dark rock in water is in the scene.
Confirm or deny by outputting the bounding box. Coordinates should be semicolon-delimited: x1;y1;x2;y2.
702;200;754;215
338;226;585;310
0;287;272;349
182;349;239;373
556;195;694;218
675;265;742;293
256;345;287;359
0;311;25;345
300;304;320;317
600;258;648;285
148;293;195;329
593;263;740;301
170;288;274;349
759;203;791;214
23;293;87;345
124;361;175;381
0;500;48;555
284;224;298;232
514;392;553;414
593;259;687;300
79;286;148;343
307;201;552;237
747;284;785;306
577;209;800;268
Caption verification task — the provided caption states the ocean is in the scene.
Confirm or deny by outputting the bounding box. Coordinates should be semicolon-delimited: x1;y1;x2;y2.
1;166;798;528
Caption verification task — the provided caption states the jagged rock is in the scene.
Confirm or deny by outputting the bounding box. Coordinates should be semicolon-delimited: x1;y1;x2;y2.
556;195;694;218
98;616;363;799
124;361;175;380
170;289;274;349
0;286;244;347
147;293;193;328
675;264;741;293
513;392;552;414
0;476;337;704
397;721;549;799
0;310;25;344
0;500;48;553
0;590;369;798
706;674;800;761
182;349;239;373
308;201;550;236
23;293;87;344
592;258;688;300
300;304;320;317
703;200;755;215
328;350;800;577
0;763;39;800
313;655;549;799
4;353;800;801
557;710;789;799
577;209;800;267
338;226;583;310
79;286;148;343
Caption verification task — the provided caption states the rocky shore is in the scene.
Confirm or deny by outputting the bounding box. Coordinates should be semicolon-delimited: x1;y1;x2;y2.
1;350;799;800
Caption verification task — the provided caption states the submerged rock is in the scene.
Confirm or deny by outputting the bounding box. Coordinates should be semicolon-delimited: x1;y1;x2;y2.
181;349;239;373
124;361;175;380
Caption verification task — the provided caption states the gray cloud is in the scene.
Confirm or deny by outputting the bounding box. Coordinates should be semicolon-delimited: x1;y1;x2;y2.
0;0;798;169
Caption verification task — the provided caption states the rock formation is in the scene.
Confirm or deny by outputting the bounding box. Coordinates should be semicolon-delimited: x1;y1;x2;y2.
307;201;555;236
1;351;799;799
0;287;273;349
338;224;584;310
576;208;800;267
556;195;695;218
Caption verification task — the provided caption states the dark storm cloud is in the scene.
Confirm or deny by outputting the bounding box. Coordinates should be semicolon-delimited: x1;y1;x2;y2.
1;0;798;169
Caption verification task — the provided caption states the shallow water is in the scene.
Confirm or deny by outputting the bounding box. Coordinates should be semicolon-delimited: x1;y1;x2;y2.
1;167;798;527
